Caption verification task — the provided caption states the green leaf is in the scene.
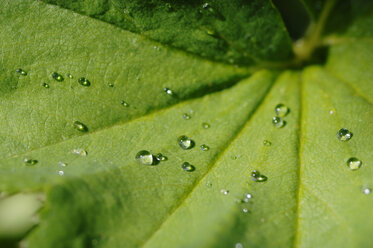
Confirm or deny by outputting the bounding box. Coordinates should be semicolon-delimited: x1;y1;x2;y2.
0;0;372;247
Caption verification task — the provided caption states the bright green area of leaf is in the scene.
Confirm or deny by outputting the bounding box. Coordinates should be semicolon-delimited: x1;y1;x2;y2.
41;0;293;65
0;0;373;248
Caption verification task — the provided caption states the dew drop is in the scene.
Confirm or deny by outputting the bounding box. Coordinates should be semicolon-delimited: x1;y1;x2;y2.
73;121;88;132
346;157;362;171
164;87;174;96
178;135;194;150
42;83;50;88
202;122;210;129
23;158;38;166
337;128;352;141
200;144;209;151
251;170;267;182
363;188;371;195
263;140;271;146
235;243;243;248
275;103;289;117
17;68;27;76
72;148;88;156
58;161;67;167
108;82;114;87
58;170;64;176
183;113;191;120
242;208;249;213
78;77;91;86
206;182;212;188
156;153;167;162
52;72;64;82
67;73;73;79
121;100;129;107
272;116;285;128
135;150;155;165
182;162;195;172
200;2;225;21
231;155;237;160
220;189;229;195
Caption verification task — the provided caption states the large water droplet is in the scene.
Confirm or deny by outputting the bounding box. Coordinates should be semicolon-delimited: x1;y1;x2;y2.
251;170;267;182
337;128;352;141
347;157;362;170
52;72;64;82
42;83;50;88
275;103;289;117
178;135;194;149
183;113;191;120
135;150;155;165
73;121;88;132
17;68;27;76
272;117;285;128
202;122;210;129
78;77;91;86
156;153;167;162
200;144;209;151
23;158;37;165
182;162;195;172
263;140;271;146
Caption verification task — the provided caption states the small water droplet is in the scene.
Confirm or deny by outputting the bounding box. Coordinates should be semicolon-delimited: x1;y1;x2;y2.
202;122;210;129
72;148;88;156
73;121;88;132
263;140;271;146
67;73;73;79
121;100;129;107
337;128;352;141
156;153;167;162
52;72;64;82
78;77;91;86
164;87;174;96
275;103;289;117
235;243;243;248
183;113;191;120
42;83;50;88
182;162;195;172
272;116;285;128
178;135;194;149
363;188;371;195
231;155;237;160
23;158;38;165
58;170;64;176
206;182;212;188
135;150;155;165
251;170;267;182
347;157;362;170
220;189;229;195
58;161;67;167
242;208;249;213
108;82;114;87
17;68;27;76
200;2;225;21
329;110;334;114
200;144;209;151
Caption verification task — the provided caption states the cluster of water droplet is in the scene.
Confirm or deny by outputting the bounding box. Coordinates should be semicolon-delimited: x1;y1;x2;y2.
272;103;289;128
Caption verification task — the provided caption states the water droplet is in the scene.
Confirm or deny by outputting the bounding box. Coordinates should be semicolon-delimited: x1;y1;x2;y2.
202;122;210;129
164;87;175;96
242;208;249;213
231;155;237;160
72;148;87;156
275;103;289;117
23;158;38;165
363;188;371;195
329;110;334;114
337;128;352;141
78;77;91;86
67;73;73;79
17;68;27;76
135;150;155;165
156;153;167;162
206;29;216;36
58;170;64;176
200;2;225;21
182;162;195;172
178;135;194;149
200;144;209;151
220;189;229;195
245;193;252;199
251;170;268;182
272;116;285;128
183;113;191;120
206;182;212;188
347;157;362;170
73;121;88;132
58;161;67;167
42;83;50;88
108;82;114;87
52;72;64;82
263;140;271;146
121;100;129;107
235;243;243;248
